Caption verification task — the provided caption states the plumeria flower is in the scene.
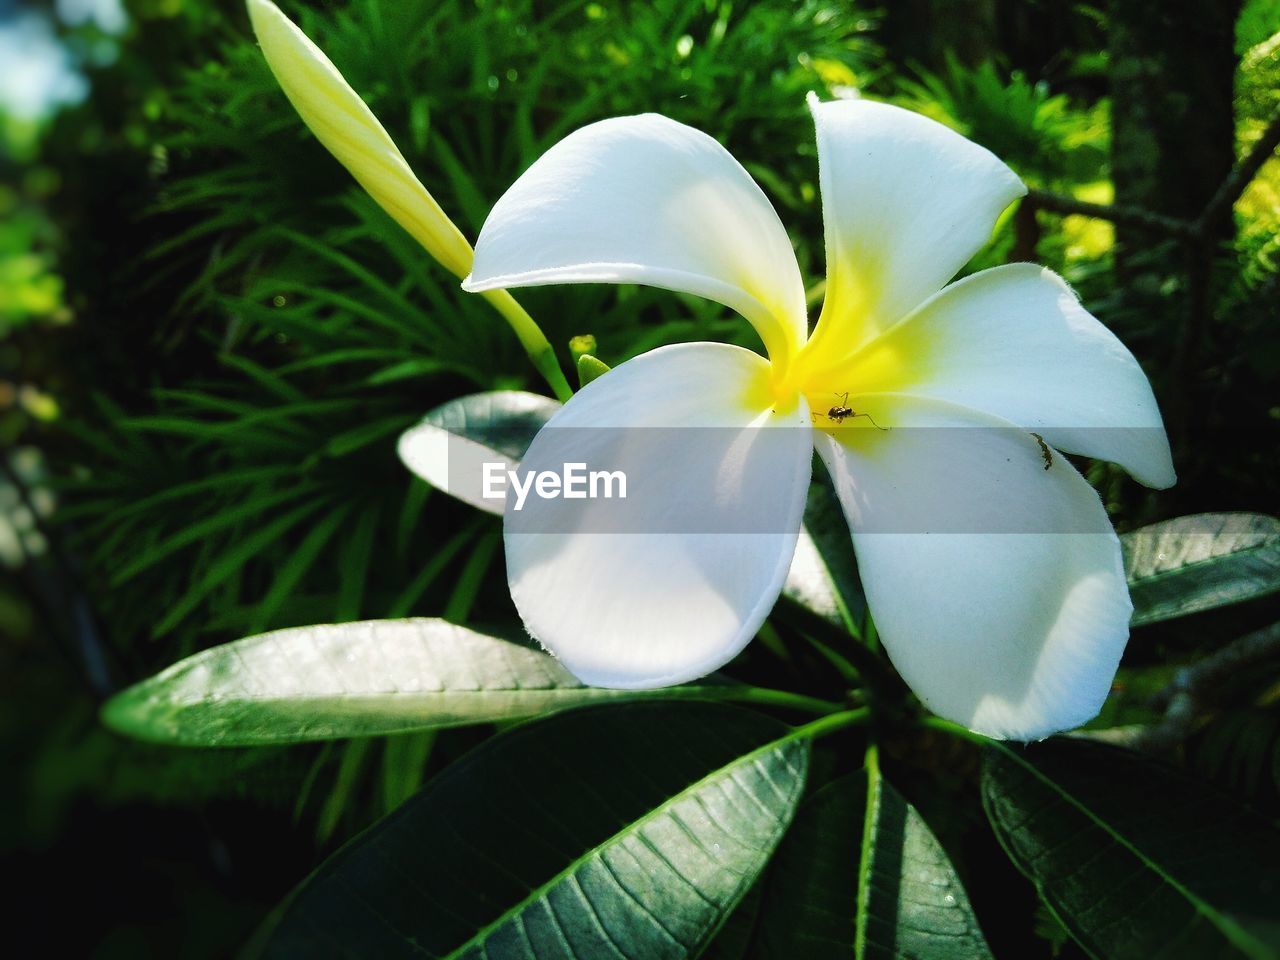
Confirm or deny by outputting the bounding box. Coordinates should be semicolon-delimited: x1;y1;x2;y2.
245;0;1172;739
461;98;1175;740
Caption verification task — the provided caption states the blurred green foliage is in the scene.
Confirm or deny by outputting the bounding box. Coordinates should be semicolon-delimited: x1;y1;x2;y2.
3;0;1280;956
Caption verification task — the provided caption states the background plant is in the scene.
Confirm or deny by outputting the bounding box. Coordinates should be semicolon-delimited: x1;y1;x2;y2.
3;0;1280;956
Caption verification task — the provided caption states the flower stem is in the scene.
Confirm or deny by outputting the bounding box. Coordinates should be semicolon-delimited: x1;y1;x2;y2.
480;289;574;401
919;714;991;746
862;609;880;655
799;632;861;687
774;596;899;698
792;707;872;740
706;685;845;716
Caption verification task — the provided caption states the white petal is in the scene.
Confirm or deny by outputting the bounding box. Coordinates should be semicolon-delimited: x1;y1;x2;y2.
803;95;1025;364
815;395;1131;740
463;115;807;367
828;264;1175;489
505;343;812;687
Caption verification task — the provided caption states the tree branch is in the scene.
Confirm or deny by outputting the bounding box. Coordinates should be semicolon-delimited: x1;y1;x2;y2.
1024;108;1280;245
1195;107;1280;236
1133;620;1280;754
1024;188;1196;238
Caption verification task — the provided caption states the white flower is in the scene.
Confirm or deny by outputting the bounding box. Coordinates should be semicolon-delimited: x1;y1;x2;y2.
462;96;1175;741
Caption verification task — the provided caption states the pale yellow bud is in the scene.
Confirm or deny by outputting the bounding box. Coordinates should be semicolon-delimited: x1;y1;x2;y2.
247;0;474;279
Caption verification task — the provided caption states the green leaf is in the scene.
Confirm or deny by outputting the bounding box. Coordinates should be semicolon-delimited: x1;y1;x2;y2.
323;414;414;458
441;528;500;622
394;476;432;561
380;730;436;814
386;523;478;617
983;738;1280;960
333;501;381;620
431;129;496;233
1237;0;1280;54
250;502;355;633
364;357;456;385
259;701;809;958
152;497;331;636
1123;513;1280;626
397;390;561;513
855;762;991;960
741;765;991;959
315;737;374;846
702;882;765;960
102;618;741;746
110;483;318;585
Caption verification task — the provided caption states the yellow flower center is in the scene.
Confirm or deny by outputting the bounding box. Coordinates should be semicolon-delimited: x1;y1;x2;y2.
763;318;914;432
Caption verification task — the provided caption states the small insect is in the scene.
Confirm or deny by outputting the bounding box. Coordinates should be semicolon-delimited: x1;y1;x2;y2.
820;392;888;430
1030;431;1053;470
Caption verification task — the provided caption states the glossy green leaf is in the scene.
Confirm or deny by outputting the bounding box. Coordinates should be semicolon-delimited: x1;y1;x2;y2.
102;618;729;746
742;767;991;959
983;738;1280;960
1123;513;1280;626
259;701;810;958
855;769;992;959
702;883;765;960
397;390;560;514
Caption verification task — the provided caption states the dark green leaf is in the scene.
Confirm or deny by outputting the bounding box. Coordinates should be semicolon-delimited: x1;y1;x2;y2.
855;768;991;960
386;523;478;617
1123;513;1280;626
702;882;764;960
333;502;381;620
442;529;500;622
102;618;739;746
110;483;318;585
365;357;457;385
260;701;809;959
983;738;1280;960
315;737;374;846
152;497;331;636
250;501;355;632
380;730;436;814
323;414;415;458
743;767;991;959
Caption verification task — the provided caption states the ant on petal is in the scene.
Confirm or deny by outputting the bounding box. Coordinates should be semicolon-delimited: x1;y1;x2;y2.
815;392;888;430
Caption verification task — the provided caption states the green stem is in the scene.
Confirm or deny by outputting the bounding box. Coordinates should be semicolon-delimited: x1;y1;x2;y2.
775;596;898;697
863;610;879;655
799;632;860;687
864;740;881;779
919;714;991;746
792;707;872;740
481;289;574;401
754;620;792;663
854;740;880;958
716;686;845;716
